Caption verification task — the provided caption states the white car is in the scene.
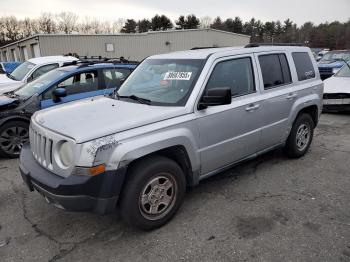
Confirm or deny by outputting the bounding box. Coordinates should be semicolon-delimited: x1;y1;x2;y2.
0;56;78;94
323;64;350;112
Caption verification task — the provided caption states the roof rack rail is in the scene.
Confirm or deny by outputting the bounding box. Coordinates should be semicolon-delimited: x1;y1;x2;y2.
191;46;222;50
61;58;139;68
245;43;305;48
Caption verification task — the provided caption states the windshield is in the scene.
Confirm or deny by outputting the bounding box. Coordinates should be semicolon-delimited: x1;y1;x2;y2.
321;52;350;62
117;59;204;106
10;61;35;81
335;64;350;77
15;69;66;98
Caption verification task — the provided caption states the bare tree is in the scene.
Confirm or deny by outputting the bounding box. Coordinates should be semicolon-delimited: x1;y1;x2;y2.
200;16;212;29
3;16;21;41
90;19;102;34
112;18;126;33
79;16;93;34
38;13;57;34
100;21;112;34
56;12;78;34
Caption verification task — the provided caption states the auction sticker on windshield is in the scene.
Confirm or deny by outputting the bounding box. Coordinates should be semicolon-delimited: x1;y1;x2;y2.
164;72;192;81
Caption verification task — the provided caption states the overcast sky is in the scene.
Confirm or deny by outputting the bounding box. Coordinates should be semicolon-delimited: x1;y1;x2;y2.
1;0;349;25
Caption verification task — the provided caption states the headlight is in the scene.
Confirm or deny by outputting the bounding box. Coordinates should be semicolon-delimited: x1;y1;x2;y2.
332;68;341;74
57;141;74;168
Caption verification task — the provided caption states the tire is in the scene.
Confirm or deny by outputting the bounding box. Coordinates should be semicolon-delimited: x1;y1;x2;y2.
284;113;314;158
0;121;29;158
120;155;186;230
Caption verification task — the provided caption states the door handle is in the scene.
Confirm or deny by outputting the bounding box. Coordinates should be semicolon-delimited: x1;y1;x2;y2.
245;104;260;112
286;93;297;100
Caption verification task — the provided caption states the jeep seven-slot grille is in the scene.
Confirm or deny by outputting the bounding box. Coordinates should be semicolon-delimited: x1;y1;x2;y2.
30;127;54;170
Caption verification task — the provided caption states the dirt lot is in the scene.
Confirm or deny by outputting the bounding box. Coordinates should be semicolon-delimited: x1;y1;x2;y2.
0;113;349;262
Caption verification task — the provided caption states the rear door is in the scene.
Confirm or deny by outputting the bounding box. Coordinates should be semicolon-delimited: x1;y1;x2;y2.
254;52;296;150
196;54;264;176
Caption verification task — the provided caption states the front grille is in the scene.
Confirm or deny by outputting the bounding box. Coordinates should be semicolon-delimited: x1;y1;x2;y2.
323;93;350;99
30;127;54;170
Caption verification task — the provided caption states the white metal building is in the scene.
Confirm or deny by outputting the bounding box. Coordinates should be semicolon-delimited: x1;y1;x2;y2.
0;29;250;62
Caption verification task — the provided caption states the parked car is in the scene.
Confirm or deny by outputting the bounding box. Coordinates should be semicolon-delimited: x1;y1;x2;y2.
19;46;323;230
323;63;350;112
0;61;136;158
318;50;350;80
0;56;78;94
0;62;22;74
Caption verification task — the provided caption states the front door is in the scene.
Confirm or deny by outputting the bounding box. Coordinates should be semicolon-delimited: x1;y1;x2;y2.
40;70;101;109
196;55;264;176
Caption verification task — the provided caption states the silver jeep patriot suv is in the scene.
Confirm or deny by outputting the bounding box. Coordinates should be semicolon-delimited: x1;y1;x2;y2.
19;46;323;230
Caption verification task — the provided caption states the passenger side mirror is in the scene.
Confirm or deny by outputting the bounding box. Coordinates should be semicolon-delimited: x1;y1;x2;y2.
52;88;67;103
198;87;232;110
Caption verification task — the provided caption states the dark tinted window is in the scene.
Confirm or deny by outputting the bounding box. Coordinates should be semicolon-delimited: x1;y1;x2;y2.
292;52;315;81
103;68;131;89
206;57;255;97
259;54;292;89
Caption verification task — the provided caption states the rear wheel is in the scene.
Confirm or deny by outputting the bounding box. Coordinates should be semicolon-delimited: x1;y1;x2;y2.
0;121;29;158
284;113;314;158
120;156;186;230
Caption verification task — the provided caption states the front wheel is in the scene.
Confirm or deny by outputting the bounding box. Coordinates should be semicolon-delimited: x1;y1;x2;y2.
284;113;314;158
120;156;186;230
0;121;29;158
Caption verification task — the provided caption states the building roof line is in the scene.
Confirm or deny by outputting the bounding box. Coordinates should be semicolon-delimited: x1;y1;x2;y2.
0;28;250;49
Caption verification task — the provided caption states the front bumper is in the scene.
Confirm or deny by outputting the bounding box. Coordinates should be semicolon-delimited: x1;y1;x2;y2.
19;144;126;214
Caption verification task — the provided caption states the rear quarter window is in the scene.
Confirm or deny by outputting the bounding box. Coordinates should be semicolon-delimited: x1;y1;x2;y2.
292;52;316;81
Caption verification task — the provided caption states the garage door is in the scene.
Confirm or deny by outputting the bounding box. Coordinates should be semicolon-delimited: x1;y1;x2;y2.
22;46;29;60
32;44;40;58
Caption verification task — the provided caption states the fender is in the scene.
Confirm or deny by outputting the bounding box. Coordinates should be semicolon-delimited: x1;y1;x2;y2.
93;127;201;176
287;92;321;130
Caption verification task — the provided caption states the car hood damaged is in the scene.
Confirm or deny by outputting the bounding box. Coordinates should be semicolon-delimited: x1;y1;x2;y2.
34;96;188;143
0;95;20;110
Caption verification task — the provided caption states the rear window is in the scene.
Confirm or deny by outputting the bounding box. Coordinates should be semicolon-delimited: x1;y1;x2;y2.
259;54;292;89
292;52;315;81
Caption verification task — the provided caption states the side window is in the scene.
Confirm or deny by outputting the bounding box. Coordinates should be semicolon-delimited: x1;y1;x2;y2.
31;63;59;80
43;70;99;100
292;52;316;81
206;57;255;97
259;54;292;89
103;68;131;89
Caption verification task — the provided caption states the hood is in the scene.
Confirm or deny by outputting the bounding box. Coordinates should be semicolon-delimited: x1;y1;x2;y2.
318;60;345;68
0;74;22;94
0;95;20;110
0;74;18;85
34;96;188;143
0;82;24;95
324;76;350;94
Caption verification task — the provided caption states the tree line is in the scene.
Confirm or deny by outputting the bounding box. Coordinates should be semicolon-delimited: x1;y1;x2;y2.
1;12;349;49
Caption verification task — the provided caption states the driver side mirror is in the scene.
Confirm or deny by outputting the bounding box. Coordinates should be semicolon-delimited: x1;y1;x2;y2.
198;87;232;110
52;88;67;103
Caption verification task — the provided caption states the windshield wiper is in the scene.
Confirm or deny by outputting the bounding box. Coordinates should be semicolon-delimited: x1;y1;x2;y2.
6;73;16;80
115;92;151;105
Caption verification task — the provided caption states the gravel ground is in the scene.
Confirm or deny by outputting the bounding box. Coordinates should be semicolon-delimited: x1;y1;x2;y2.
0;113;349;262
